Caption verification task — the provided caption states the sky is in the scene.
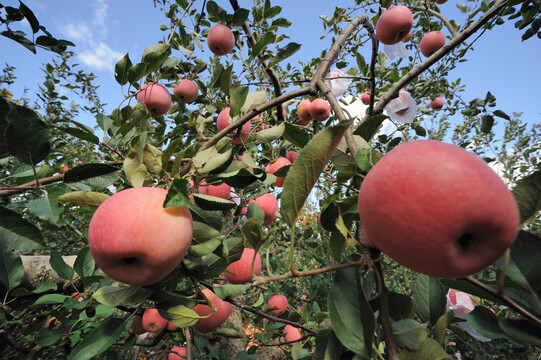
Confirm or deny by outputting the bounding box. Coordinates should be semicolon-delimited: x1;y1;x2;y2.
1;0;540;131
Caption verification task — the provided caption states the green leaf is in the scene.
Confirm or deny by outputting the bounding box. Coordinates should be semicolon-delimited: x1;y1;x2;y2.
267;42;301;68
164;178;192;207
59;126;100;145
398;338;450;360
213;284;251;299
512;171;541;224
143;143;163;174
241;217;266;251
328;266;374;357
282;122;309;148
189;204;222;231
231;8;250;27
252;32;276;56
127;62;148;84
190;237;223;257
493;109;510;120
167;304;200;328
465;306;507;340
388;292;417;321
27;185;69;225
57;191;110;208
312;329;344;360
192;139;233;174
241;91;268;113
93;285;153;307
281;120;352;228
74;247;96;278
0;206;45;250
193;194;236;211
255;122;285;143
432;311;455;346
18;1;40;33
392;319;428;350
499;318;541;346
49;250;75;281
509;231;541;299
141;43;171;74
123;147;147;188
34;294;71;305
0;248;23;290
114;53;132;85
230;86;249;117
354;114;388;141
480;115;495;134
68;317;128;360
11;280;57;297
412;275;446;325
63;164;120;191
355;147;382;173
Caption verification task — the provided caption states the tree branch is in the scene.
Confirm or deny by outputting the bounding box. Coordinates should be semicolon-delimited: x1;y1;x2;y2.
410;6;458;38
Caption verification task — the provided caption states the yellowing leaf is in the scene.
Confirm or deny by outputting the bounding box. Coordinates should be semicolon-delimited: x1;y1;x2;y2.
57;191;110;208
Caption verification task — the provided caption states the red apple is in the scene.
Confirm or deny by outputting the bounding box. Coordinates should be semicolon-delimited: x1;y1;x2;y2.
297;99;313;125
173;79;198;103
286;151;298;164
266;157;291;187
401;30;413;43
267;294;288;316
358;140;520;278
198;181;231;200
136;83;172;117
59;165;70;174
131;315;147;335
44;317;60;329
169;346;187;360
309;98;331;121
192;288;232;333
142;308;168;333
217;107;251;144
207;24;235;56
420;31;446;57
376;6;414;45
88;187;193;286
249;193;279;225
283;325;302;343
435;0;447;4
361;91;371;106
224;248;261;284
430;97;445;110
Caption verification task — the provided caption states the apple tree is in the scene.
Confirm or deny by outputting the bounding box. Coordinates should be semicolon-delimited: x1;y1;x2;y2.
0;0;540;359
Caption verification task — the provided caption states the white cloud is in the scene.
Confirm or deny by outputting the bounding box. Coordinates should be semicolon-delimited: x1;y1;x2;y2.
79;42;123;70
61;22;92;45
92;0;109;38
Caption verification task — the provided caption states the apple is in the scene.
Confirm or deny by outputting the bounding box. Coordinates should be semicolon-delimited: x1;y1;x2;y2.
309;98;331;121
357;140;520;278
173;79;198;103
131;315;147;335
286;150;298;164
207;24;235;56
169;346;187;360
297;99;313;125
166;321;179;331
430;97;445;110
249;193;279;225
217;107;251;144
88;187;193;286
435;0;447;4
142;308;168;333
420;31;446;57
283;325;302;343
267;294;288;316
70;292;82;301
192;288;232;333
198;181;232;200
376;6;414;45
224;248;262;284
401;30;413;43
44;317;60;329
59;165;70;174
136;83;172;117
361;91;371;106
266;157;291;187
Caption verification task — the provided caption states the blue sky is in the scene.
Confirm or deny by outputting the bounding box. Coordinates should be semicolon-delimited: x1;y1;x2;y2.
1;0;539;128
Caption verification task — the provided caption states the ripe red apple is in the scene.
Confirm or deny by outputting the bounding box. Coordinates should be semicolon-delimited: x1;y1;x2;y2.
59;165;70;174
192;288;232;334
166;321;179;332
217;107;251;144
267;294;288;316
198;181;232;200
249;193;279;225
286;151;298;164
376;6;414;45
207;24;235;56
283;325;302;343
88;187;193;286
169;346;187;360
173;79;198;103
136;83;172;117
309;98;331;121
224;248;262;284
401;30;413;43
266;157;291;187
361;91;371;106
131;315;147;335
142;308;168;332
420;31;446;57
297;99;313;125
430;97;445;110
435;0;447;4
357;140;520;278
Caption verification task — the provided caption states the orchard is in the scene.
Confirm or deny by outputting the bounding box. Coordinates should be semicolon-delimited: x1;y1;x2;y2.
0;1;540;359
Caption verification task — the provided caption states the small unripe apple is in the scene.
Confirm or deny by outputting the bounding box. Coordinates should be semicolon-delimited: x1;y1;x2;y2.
309;98;331;121
217;107;251;144
168;346;187;360
173;79;198;103
297;99;313;125
401;30;413;43
430;97;445;110
207;24;235;56
142;308;168;333
286;151;298;164
267;294;288;316
192;288;232;333
131;315;147;335
266;157;291;187
88;187;193;286
283;325;302;344
249;193;279;225
224;248;262;284
136;83;172;117
358;140;520;278
361;91;371;106
376;6;414;45
420;31;446;57
198;181;232;200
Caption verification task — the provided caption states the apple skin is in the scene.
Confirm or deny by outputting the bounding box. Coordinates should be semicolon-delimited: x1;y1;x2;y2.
224;248;262;284
166;321;179;331
401;30;413;43
297;99;313;125
420;31;446;57
249;193;279;225
136;83;172;117
283;325;302;344
142;308;169;333
268;294;288;316
266;157;292;187
207;24;235;55
198;181;232;200
88;187;193;286
217;107;251;144
357;140;520;278
430;97;445;110
309;98;331;121
59;165;70;174
173;79;198;103
435;0;447;4
376;6;414;45
192;288;232;334
131;315;147;335
168;346;187;360
286;150;298;164
361;91;371;106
